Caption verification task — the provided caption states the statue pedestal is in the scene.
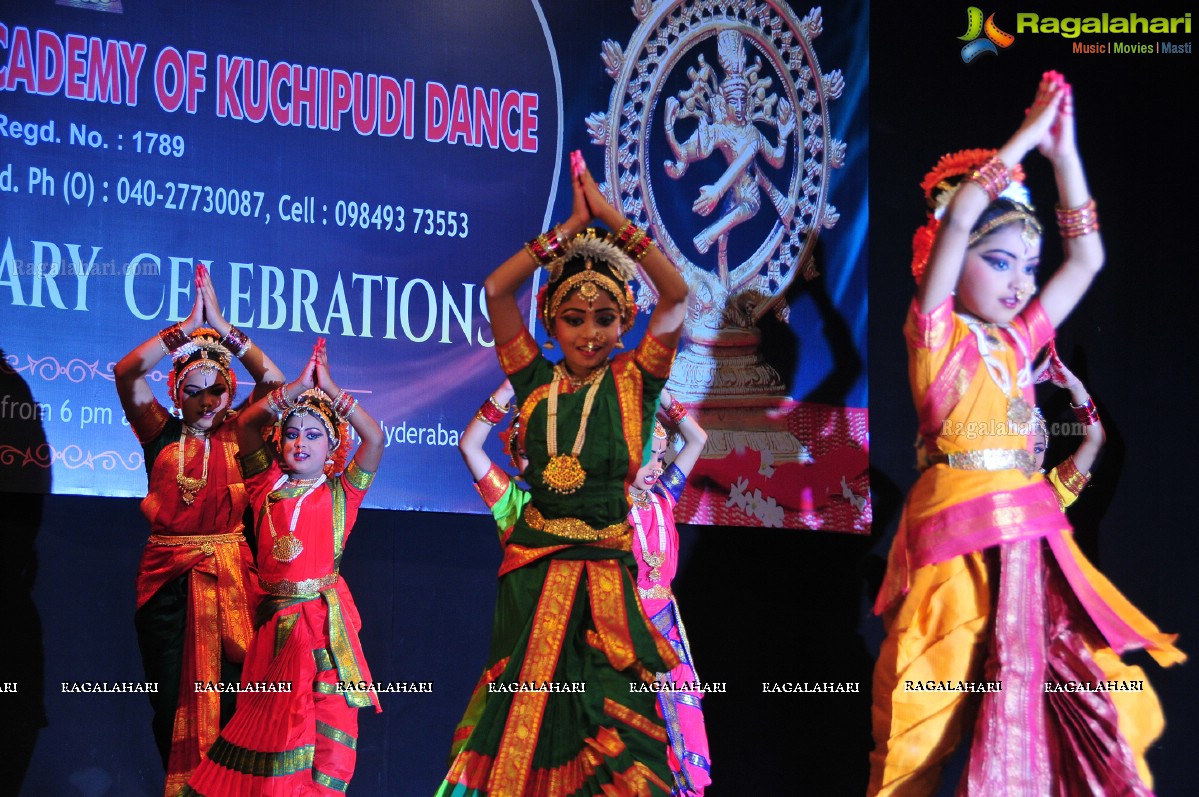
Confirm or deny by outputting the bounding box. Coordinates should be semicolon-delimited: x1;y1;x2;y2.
666;326;809;461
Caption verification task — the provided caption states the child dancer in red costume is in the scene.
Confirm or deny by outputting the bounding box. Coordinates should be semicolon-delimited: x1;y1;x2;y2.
183;339;384;796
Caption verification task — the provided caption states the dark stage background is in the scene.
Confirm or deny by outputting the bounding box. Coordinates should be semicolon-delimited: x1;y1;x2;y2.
3;1;1196;796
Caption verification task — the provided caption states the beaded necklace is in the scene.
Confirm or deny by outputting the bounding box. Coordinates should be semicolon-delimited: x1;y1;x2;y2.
542;362;607;494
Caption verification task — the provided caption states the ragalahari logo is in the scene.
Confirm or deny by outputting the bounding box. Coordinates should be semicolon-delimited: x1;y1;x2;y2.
959;7;1015;62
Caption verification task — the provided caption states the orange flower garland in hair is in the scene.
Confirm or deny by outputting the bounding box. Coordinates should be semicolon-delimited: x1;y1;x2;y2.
910;149;1027;284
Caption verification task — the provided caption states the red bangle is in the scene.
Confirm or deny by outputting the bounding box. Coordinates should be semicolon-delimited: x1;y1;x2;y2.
525;226;566;266
665;401;688;425
159;323;188;353
476;396;508;426
1070;397;1099;426
221;326;252;358
1056;198;1100;239
966;156;1011;202
267;386;293;416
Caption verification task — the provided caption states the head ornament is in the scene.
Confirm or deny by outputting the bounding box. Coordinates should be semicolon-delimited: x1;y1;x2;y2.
910;149;1040;283
169;328;236;409
269;388;352;477
538;228;638;337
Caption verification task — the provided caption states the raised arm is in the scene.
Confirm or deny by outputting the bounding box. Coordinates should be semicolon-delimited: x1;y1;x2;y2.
114;271;207;421
483;157;592;348
577;165;689;350
483;153;690;351
313;339;384;474
659;390;707;478
1030;79;1105;328
917;75;1065;314
459;380;514;481
235;349;317;454
195;264;284;402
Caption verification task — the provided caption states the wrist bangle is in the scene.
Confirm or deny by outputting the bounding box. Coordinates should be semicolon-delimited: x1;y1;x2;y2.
221;326;252;358
476;397;508;426
524;225;567;267
664;402;688;425
965;156;1011;202
1055;198;1099;239
614;220;654;261
331;390;356;418
267;386;294;416
1069;396;1100;426
159;323;188;354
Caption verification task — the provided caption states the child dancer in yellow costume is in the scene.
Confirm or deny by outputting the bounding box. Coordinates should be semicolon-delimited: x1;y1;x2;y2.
868;72;1183;796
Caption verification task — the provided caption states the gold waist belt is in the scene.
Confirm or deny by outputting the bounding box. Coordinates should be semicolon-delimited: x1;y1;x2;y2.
930;448;1035;473
523;505;629;541
147;532;244;556
638;584;673;601
259;572;339;597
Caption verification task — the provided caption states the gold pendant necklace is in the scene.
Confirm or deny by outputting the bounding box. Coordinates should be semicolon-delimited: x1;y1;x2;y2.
631;492;667;582
176;426;210;506
266;473;325;562
961;313;1034;428
543;363;607;494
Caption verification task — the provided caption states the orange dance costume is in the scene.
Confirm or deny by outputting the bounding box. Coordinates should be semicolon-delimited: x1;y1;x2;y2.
868;298;1183;796
131;401;259;797
181;451;377;796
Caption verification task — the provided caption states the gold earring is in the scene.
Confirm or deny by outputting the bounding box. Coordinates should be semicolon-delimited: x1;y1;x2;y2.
615;337;624;349
543;338;556;350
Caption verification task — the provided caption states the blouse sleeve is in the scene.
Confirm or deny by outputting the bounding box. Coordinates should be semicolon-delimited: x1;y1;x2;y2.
240;449;279;499
130;399;171;445
138;412;181;479
904;296;956;353
632;329;677;437
497;328;554;405
658;462;687;505
904;297;969;400
1046;455;1090;512
340;459;376;513
1014;298;1055;354
490;483;531;539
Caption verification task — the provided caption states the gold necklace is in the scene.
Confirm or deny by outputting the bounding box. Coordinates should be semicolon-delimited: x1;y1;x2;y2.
553;362;607;390
959;312;1034;425
265;473;326;562
630;491;667;582
176;426;210;506
543;363;607;494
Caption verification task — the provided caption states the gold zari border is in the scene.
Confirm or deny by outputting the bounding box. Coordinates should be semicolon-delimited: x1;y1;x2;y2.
240;445;272;477
497;329;540;375
523;505;629;541
147;532;244;550
634;330;675;379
